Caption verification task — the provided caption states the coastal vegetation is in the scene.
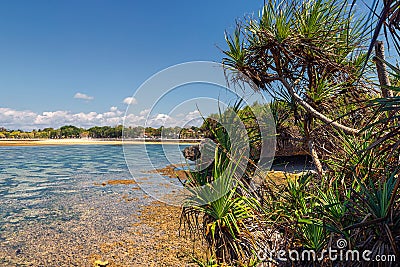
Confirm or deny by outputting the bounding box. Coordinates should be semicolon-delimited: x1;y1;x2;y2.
180;0;400;266
0;125;203;139
2;0;398;266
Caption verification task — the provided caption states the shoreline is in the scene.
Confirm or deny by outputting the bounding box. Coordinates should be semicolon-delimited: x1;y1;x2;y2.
0;138;200;147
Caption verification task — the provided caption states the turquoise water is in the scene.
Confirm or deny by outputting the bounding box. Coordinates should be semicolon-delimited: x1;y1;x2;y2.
0;144;188;265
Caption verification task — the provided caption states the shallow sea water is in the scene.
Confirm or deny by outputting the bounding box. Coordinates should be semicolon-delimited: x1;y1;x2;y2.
0;144;188;266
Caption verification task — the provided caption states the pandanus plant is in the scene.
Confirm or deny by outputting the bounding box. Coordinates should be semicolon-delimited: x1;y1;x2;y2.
181;1;400;266
181;101;264;265
181;146;261;265
223;0;374;176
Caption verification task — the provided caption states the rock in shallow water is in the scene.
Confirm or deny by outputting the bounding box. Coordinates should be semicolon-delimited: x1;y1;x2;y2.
182;145;201;161
94;259;109;266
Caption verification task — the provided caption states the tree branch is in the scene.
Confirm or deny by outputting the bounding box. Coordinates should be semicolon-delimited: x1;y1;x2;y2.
278;77;360;135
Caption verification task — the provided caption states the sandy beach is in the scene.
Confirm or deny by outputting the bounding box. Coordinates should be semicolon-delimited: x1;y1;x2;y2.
0;138;199;146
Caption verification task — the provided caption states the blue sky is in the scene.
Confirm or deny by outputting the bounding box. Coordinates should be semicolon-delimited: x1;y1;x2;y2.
0;0;266;130
0;0;381;130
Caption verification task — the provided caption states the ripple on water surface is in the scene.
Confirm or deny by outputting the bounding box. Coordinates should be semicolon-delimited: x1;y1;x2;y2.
0;144;188;266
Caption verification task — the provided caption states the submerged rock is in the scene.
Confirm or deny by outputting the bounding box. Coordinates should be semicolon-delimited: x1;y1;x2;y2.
182;145;201;161
94;259;109;267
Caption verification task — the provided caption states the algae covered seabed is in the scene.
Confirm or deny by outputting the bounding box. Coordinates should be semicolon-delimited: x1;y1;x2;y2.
0;144;198;266
0;188;196;266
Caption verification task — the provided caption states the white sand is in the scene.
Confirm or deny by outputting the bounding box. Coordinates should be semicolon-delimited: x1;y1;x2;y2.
0;139;199;146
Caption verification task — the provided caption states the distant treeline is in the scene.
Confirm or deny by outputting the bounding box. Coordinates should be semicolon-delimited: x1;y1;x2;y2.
0;125;203;139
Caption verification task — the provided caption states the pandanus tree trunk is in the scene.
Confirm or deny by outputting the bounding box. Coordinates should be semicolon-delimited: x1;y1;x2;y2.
374;41;393;98
308;140;324;177
304;116;324;177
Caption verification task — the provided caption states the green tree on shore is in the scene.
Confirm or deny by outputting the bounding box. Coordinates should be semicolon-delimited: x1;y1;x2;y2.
0;125;202;139
223;0;372;176
181;0;399;266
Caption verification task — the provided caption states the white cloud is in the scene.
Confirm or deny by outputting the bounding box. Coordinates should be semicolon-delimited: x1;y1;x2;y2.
0;108;37;128
145;114;176;128
185;110;201;120
148;113;171;123
0;107;203;131
123;97;137;105
139;109;151;116
124;113;146;126
183;110;203;126
74;92;94;101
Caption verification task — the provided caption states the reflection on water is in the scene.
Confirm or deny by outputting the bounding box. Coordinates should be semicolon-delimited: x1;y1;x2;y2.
0;144;188;266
